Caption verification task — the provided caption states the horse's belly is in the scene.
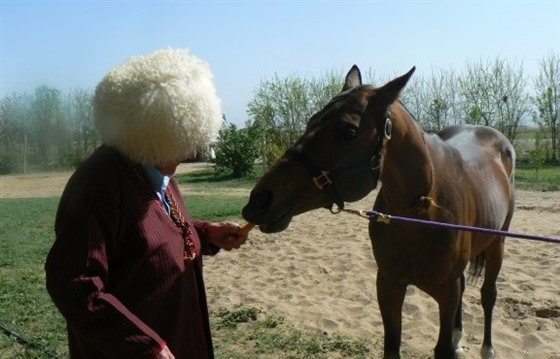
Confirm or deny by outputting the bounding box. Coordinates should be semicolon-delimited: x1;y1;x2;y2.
370;227;468;287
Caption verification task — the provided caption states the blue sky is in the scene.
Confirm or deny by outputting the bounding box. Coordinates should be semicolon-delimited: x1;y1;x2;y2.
1;1;559;125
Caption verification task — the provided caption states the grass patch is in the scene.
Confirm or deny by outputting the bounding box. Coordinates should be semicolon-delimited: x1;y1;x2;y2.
514;163;560;191
175;166;262;193
0;198;69;358
0;198;59;267
211;308;370;359
186;194;248;222
0;266;67;359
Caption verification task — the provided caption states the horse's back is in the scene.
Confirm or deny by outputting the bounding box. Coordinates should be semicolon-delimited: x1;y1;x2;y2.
437;125;515;174
435;125;515;228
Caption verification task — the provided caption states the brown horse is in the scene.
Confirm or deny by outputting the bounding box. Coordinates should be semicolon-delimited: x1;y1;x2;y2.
242;65;515;359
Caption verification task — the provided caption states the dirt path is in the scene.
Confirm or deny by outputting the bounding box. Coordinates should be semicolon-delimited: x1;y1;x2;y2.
0;163;214;199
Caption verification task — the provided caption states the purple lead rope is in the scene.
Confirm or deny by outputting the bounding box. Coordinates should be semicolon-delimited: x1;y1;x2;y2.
366;210;560;245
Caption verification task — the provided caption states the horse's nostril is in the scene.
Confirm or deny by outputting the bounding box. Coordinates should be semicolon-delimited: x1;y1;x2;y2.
250;189;273;210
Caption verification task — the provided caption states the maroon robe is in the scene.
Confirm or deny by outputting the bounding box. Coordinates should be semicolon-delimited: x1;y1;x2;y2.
45;146;217;358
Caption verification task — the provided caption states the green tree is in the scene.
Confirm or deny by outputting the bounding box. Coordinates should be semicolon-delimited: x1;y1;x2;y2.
213;120;261;178
426;97;449;132
0;93;28;173
64;88;96;167
459;58;529;142
459;60;494;126
67;88;96;151
247;70;341;167
488;58;530;142
400;72;429;128
404;68;459;131
534;51;560;161
30;85;69;167
531;131;547;179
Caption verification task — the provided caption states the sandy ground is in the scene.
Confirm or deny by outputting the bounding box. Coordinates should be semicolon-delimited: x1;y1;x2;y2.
1;164;558;358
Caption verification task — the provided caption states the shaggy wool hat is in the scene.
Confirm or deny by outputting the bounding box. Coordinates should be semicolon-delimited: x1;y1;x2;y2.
94;48;223;165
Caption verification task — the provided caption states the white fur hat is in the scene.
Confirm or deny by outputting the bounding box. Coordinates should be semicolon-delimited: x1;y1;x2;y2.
94;48;223;165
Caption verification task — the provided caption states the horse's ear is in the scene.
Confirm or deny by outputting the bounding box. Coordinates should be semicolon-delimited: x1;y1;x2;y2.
378;66;416;104
342;65;362;91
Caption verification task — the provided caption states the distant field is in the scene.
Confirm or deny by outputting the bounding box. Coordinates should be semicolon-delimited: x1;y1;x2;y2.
514;163;560;191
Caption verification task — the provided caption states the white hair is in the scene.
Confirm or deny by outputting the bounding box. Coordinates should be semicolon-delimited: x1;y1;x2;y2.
94;48;223;165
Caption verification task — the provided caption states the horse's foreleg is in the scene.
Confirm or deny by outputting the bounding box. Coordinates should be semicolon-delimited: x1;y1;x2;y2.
433;277;462;359
377;271;406;359
452;274;466;355
479;238;504;359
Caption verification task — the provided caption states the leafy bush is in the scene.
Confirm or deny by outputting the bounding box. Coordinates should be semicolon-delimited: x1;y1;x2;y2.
59;146;88;170
0;154;16;174
213;121;261;178
531;132;548;179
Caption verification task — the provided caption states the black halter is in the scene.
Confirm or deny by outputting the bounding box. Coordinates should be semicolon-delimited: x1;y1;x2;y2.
285;112;393;212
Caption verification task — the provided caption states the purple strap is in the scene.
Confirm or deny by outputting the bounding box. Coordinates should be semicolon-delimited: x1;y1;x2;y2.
367;210;560;245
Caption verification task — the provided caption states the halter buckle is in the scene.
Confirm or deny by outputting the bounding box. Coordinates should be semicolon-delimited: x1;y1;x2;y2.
384;118;392;140
313;171;332;190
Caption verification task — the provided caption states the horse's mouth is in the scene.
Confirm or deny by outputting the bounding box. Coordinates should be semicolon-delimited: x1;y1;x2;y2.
242;206;295;234
258;214;293;233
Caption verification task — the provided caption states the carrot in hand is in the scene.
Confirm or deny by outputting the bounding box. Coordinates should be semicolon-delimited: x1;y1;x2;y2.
240;222;255;236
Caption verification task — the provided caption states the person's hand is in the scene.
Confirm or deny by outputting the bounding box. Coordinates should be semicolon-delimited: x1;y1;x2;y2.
206;221;249;251
156;345;175;359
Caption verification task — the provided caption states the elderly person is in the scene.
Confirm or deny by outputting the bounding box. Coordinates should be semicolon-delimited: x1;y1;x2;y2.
45;49;248;359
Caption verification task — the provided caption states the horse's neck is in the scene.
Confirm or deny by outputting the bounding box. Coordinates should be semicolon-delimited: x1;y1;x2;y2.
379;105;434;210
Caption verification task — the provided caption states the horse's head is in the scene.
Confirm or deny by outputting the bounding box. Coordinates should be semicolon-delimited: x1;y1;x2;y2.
242;65;415;233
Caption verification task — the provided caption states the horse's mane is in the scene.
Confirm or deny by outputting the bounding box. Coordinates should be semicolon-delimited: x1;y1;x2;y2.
395;99;418;122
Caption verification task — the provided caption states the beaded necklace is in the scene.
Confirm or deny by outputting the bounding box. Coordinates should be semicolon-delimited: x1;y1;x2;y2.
163;188;197;262
132;164;197;262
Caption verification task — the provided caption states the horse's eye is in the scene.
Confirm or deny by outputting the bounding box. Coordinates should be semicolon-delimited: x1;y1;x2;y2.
340;124;358;141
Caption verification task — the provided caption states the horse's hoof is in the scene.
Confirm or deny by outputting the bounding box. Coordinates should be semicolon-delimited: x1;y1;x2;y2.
455;348;466;359
480;345;495;359
452;329;463;350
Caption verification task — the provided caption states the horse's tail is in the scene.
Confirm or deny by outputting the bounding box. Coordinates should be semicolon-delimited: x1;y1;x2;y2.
467;252;485;283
